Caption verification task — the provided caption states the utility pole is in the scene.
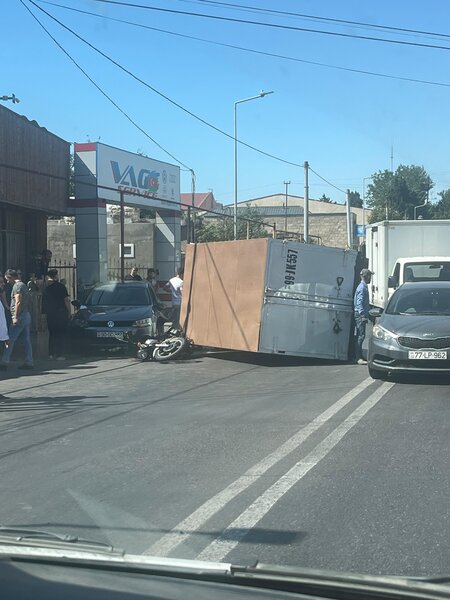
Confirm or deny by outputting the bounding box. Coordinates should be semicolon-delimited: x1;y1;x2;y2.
346;189;353;249
190;169;196;243
390;144;394;173
283;180;291;236
304;161;309;243
119;190;125;282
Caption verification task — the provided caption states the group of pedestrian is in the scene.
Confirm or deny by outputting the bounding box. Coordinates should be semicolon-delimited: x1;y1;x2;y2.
124;266;184;329
124;266;159;294
0;267;71;371
0;269;34;370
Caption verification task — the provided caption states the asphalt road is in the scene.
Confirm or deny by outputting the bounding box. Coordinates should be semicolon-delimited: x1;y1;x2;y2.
0;351;449;578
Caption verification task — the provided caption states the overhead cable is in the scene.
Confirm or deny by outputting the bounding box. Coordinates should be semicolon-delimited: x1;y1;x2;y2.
26;0;303;168
38;1;450;89
308;167;347;195
180;0;450;42
88;0;450;53
19;0;193;170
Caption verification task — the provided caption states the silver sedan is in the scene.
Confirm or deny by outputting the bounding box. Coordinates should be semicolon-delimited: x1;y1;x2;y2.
368;281;450;379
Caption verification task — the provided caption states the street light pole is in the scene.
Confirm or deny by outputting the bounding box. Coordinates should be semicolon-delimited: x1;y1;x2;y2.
0;94;20;104
234;90;274;240
414;190;430;220
283;180;291;235
362;176;372;228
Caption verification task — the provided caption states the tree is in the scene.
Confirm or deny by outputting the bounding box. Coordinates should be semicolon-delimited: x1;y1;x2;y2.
318;193;333;203
348;190;363;208
195;206;268;242
366;165;433;223
431;189;450;219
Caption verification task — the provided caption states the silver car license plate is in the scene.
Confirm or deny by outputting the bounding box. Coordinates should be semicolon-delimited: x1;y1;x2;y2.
408;350;447;360
97;332;124;339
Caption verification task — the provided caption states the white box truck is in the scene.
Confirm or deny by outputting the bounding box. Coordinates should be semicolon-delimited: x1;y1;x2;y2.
366;220;450;307
181;239;358;361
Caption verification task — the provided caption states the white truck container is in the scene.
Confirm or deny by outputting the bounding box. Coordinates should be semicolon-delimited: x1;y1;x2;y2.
181;239;358;361
366;220;450;307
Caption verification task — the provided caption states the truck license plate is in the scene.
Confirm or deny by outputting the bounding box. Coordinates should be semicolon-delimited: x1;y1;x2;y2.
97;332;124;339
408;350;447;360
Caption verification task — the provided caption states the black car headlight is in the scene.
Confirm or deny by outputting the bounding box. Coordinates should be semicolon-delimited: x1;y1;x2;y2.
372;324;397;343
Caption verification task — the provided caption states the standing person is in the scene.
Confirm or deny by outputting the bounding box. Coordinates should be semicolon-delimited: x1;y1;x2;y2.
165;268;184;330
1;272;12;326
0;274;9;346
0;304;8;350
42;269;71;360
27;272;40;292
124;267;142;281
0;273;9;313
353;268;373;365
0;269;34;370
38;249;52;280
146;268;158;294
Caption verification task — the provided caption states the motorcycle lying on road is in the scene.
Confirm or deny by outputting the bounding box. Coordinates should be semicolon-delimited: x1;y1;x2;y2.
124;307;192;362
135;329;189;362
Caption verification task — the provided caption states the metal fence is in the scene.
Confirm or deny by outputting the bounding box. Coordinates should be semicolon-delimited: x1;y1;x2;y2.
107;259;153;282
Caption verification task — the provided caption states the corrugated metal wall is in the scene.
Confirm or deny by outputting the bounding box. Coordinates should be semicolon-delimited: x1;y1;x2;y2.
0;105;69;273
0;104;70;213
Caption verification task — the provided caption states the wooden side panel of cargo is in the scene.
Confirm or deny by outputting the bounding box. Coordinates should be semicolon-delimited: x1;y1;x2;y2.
181;239;268;352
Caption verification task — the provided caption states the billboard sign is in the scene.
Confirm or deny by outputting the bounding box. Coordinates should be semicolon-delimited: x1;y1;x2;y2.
74;142;180;210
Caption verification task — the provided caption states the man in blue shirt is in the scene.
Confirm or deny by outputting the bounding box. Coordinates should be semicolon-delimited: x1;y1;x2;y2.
353;268;373;365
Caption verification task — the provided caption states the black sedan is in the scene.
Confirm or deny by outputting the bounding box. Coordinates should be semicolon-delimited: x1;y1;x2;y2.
368;281;450;378
70;281;159;350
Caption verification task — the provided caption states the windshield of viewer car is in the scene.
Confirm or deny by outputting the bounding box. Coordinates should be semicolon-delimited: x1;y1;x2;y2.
387;286;450;315
86;286;151;307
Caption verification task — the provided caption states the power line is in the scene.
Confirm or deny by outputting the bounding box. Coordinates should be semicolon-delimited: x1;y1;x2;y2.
180;0;450;42
26;0;303;168
19;1;193;171
0;162;276;230
25;0;355;207
88;0;450;53
308;167;347;195
38;1;450;90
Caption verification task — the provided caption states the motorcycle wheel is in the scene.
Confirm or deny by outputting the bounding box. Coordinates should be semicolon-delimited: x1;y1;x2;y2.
153;336;186;361
137;346;151;361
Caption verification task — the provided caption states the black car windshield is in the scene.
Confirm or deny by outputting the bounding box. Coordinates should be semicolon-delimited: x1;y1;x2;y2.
86;286;151;307
386;287;450;315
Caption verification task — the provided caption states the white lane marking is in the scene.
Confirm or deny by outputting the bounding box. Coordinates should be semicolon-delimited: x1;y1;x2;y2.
197;381;394;562
144;377;374;556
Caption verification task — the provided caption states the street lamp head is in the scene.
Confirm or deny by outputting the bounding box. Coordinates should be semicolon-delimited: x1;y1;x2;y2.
259;90;274;97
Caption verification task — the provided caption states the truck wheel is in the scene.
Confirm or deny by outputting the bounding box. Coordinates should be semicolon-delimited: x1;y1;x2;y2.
369;365;386;380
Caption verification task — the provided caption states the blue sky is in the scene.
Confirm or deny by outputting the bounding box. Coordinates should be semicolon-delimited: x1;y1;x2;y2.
4;0;450;205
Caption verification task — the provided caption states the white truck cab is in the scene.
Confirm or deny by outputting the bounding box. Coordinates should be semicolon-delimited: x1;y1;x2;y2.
388;256;450;294
366;220;450;308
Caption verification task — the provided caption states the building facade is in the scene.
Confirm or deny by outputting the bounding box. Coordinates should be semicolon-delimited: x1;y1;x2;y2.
0;105;70;274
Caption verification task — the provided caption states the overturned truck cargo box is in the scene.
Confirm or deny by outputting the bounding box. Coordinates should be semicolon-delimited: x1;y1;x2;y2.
181;239;358;360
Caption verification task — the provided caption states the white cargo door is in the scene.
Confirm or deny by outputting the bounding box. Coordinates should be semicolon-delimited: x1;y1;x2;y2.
368;224;382;306
258;241;357;360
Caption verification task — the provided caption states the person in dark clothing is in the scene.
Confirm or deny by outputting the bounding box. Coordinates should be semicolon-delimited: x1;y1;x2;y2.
124;267;142;281
42;269;71;360
38;249;53;280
